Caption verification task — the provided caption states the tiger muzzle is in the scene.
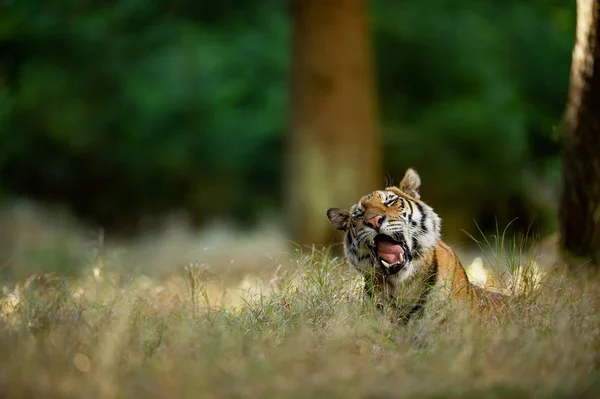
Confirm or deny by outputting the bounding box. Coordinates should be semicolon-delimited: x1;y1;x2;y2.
373;234;409;275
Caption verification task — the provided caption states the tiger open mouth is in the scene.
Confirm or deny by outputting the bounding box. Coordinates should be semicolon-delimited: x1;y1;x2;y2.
373;234;408;275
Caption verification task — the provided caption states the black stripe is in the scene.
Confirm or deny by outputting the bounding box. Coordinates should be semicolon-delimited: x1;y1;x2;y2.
457;252;472;298
412;236;421;259
415;202;427;233
347;232;361;261
363;273;385;310
406;200;414;223
364;274;375;298
396;247;439;324
357;253;370;262
345;232;353;250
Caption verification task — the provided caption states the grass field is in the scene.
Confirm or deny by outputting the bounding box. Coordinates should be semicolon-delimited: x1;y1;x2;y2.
0;209;599;398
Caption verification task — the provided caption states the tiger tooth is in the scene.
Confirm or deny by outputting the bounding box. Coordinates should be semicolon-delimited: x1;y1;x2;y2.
381;259;391;268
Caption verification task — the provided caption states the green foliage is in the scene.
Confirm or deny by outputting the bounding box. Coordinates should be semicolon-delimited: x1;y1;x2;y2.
0;1;575;234
373;0;574;235
0;1;288;227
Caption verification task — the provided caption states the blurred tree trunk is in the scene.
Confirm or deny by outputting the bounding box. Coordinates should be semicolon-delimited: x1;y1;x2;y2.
287;0;381;247
560;0;600;267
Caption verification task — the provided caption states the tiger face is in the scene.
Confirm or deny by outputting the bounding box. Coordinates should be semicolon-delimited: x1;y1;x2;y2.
327;168;441;282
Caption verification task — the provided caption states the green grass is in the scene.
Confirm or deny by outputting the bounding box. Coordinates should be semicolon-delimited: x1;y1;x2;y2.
0;240;599;399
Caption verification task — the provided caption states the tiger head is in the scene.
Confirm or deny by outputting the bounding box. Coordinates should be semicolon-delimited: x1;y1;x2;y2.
327;168;441;281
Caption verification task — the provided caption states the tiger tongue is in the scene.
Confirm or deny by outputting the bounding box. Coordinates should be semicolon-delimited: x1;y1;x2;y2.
377;240;404;265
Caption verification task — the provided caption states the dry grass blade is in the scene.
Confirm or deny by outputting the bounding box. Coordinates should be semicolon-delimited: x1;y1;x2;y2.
0;218;599;398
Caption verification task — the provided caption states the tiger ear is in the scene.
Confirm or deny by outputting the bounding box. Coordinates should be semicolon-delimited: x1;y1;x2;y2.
327;208;350;231
398;168;421;199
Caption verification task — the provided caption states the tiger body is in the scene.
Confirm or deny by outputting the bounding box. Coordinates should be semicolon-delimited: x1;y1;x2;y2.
327;168;504;321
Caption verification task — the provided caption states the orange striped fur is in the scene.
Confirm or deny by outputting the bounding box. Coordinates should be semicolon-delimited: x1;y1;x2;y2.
327;168;505;321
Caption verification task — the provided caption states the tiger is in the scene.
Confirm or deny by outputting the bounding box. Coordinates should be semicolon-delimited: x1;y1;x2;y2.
327;168;506;322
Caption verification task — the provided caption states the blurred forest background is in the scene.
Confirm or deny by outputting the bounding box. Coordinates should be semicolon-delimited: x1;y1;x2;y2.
0;1;576;252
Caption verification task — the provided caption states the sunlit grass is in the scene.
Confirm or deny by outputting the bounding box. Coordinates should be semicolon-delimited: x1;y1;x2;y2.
0;234;599;399
0;206;597;398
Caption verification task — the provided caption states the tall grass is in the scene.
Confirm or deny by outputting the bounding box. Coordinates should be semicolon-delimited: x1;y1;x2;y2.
0;206;598;398
0;232;599;399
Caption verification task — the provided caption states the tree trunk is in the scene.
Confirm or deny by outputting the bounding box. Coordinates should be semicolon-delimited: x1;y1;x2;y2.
287;0;382;247
560;0;600;267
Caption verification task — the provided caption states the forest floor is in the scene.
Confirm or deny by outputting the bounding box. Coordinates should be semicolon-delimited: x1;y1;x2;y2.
0;203;598;398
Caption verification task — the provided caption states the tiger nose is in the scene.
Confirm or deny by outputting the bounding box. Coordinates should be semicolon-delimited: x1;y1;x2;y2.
365;215;384;230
